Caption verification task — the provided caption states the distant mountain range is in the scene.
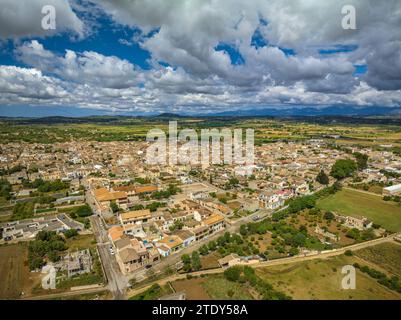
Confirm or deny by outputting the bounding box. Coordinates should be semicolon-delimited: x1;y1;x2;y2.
0;105;400;119
205;106;401;117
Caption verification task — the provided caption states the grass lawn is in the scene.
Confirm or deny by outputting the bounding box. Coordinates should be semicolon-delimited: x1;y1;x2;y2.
202;275;254;300
317;189;401;232
256;255;401;300
354;242;401;277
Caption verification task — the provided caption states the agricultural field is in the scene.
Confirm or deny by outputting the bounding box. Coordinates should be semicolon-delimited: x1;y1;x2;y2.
171;277;211;300
202;275;254;300
2;117;401;149
200;252;221;269
317;188;401;232
354;242;401;277
171;275;254;300
256;254;401;300
0;243;41;299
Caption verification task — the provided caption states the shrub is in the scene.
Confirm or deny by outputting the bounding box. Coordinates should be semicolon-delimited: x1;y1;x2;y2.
344;250;353;256
224;266;242;282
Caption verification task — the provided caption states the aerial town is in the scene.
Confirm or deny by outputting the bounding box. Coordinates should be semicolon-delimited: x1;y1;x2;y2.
1;0;401;305
1;129;401;300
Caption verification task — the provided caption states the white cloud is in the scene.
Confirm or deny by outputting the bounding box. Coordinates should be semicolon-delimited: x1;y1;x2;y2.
0;65;67;100
16;40;143;89
0;0;84;39
1;1;401;113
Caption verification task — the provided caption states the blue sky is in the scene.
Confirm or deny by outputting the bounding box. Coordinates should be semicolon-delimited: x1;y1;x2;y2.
0;0;400;116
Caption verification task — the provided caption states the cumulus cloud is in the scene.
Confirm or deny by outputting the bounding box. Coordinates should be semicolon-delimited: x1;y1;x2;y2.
1;0;401;113
0;65;67;100
0;0;84;39
15;40;143;89
92;0;401;92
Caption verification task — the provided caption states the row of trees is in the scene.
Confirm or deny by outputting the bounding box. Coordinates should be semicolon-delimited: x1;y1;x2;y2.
354;263;401;293
22;178;69;193
181;251;202;272
150;184;181;200
130;201;166;212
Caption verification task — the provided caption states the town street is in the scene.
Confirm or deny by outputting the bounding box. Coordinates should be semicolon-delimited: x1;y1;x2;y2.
90;215;128;300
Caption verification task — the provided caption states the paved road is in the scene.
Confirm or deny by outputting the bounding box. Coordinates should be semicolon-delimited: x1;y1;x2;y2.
125;233;399;298
90;215;128;299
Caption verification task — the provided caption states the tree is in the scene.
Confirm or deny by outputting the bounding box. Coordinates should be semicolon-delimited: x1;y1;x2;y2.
330;159;358;180
354;152;368;171
346;228;360;240
316;170;329;185
344;250;353;256
288;195;316;214
208;240;217;251
0;179;12;199
110;201;119;213
48;251;60;262
224;266;242;282
181;254;192;272
292;233;306;247
324;211;335;221
191;251;202;271
76;204;92;217
64;229;78;238
181;254;191;264
289;247;299;256
199;245;209;255
240;224;248;236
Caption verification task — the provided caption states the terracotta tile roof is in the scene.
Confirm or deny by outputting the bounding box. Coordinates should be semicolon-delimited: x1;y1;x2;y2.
120;209;151;221
173;229;195;241
119;247;139;263
94;187;127;201
135;185;158;194
108;226;124;242
115;236;132;250
203;213;224;226
159;235;183;249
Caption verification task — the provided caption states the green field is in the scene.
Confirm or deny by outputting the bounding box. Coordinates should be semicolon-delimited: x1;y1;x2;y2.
317;189;401;232
256;255;401;300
